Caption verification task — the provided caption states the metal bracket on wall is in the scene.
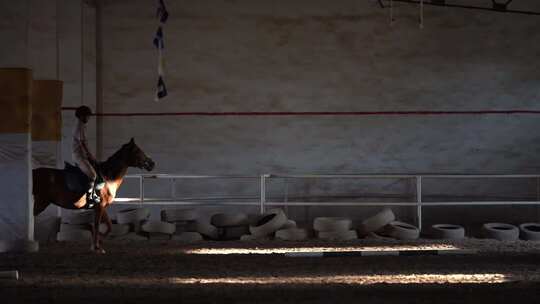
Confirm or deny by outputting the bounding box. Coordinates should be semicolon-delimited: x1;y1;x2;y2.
419;0;424;29
388;0;425;29
387;0;540;16
492;0;513;11
390;0;395;25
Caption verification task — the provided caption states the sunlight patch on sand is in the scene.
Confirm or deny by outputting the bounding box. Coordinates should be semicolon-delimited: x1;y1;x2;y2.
182;244;461;255
169;273;514;285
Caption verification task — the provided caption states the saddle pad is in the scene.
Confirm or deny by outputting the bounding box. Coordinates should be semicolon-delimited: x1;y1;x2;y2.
64;162;90;193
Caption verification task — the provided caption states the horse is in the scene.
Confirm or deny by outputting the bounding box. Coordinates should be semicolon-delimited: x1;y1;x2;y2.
32;138;155;253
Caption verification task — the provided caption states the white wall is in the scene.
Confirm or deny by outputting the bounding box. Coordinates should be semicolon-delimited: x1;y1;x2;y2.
3;0;540;229
98;0;540;224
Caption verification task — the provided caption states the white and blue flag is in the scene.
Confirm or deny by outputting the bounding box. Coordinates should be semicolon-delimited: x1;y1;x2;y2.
154;0;168;101
157;0;169;24
156;76;168;99
153;26;164;49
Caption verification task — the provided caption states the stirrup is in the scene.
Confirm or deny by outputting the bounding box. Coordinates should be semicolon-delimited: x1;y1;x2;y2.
92;191;101;203
85;193;96;209
86;188;101;204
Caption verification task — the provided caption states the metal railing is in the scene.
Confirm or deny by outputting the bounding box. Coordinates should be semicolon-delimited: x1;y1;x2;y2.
115;173;540;231
115;174;265;213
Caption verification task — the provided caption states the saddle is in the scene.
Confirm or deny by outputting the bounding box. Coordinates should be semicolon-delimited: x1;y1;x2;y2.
64;162;92;194
64;162;105;197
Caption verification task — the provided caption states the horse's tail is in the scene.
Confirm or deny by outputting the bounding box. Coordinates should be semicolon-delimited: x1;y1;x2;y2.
32;168;42;195
32;167;57;195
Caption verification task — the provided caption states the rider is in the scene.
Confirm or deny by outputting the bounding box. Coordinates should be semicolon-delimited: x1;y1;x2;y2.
72;105;102;204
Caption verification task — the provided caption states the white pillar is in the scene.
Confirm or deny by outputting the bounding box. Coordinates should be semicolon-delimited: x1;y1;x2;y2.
0;68;35;245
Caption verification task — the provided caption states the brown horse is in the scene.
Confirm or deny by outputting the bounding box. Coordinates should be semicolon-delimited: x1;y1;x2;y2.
32;138;155;253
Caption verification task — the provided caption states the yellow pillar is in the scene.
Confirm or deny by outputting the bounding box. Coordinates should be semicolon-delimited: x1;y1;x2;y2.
30;80;63;243
31;80;62;142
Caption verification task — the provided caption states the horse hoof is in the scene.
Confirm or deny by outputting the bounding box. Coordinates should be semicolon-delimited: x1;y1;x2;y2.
91;246;106;254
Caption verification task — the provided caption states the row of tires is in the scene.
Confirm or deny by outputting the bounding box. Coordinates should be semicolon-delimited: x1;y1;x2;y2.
56;207;540;242
58;208;205;242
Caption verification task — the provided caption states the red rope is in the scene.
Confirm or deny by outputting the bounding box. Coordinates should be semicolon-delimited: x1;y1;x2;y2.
61;108;540;116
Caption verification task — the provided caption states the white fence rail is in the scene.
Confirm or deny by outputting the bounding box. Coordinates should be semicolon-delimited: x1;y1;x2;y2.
115;174;540;230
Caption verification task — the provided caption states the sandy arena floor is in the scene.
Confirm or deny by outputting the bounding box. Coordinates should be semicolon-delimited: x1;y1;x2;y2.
2;238;540;303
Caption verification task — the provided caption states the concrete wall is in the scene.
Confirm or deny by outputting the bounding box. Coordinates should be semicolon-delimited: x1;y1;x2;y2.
100;0;540;170
0;1;33;242
99;6;538;165
3;0;540;229
98;0;540;225
1;0;96;241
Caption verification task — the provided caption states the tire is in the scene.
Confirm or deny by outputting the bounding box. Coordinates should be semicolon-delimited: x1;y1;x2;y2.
386;221;420;240
0;270;19;280
220;225;250;240
482;223;519;241
141;221;176;234
247;213;262;226
365;232;395;240
57;230;92;242
116;208;150;224
519;223;540;241
240;234;271;241
430;224;465;240
174;221;198;233
131;221;143;233
172;232;203;243
115;232;148;241
99;223;130;237
196;221;219;239
147;233;172;240
249;209;288;237
483;222;519;240
211;213;249;227
317;230;358;241
60;223;92;232
62;211;94;225
357;208;395;236
161;208;198;222
313;217;351;232
275;228;309;241
0;240;39;253
281;220;297;229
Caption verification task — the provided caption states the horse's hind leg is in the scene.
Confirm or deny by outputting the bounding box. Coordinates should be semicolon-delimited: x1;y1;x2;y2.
33;196;50;216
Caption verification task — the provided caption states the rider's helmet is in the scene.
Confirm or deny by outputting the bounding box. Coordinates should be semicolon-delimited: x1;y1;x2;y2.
75;105;92;119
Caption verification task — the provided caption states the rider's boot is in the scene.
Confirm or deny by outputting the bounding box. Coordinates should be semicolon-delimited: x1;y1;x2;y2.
91;188;101;203
86;181;101;206
95;181;105;191
93;182;105;203
86;188;97;208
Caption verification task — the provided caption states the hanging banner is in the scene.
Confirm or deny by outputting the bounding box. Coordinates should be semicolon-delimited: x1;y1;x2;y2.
154;0;169;101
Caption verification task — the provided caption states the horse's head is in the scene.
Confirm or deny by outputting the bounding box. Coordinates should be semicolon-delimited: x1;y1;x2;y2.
124;138;155;171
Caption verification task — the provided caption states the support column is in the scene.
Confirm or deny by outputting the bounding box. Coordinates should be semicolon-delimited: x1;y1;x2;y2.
31;80;63;243
0;68;37;252
32;80;63;168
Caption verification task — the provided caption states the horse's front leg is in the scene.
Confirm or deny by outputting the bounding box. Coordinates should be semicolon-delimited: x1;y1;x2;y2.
100;209;112;238
92;206;106;254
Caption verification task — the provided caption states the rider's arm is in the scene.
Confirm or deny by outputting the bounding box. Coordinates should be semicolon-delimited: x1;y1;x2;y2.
79;122;97;162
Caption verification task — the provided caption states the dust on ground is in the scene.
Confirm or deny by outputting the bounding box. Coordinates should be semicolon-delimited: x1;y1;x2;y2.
2;238;540;303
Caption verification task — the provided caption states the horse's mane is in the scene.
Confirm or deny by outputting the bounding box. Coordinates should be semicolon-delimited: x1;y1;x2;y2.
99;143;130;180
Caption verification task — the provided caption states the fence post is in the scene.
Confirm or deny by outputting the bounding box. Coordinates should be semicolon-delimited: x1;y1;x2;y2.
139;175;144;207
171;178;176;200
260;174;267;214
416;176;422;231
